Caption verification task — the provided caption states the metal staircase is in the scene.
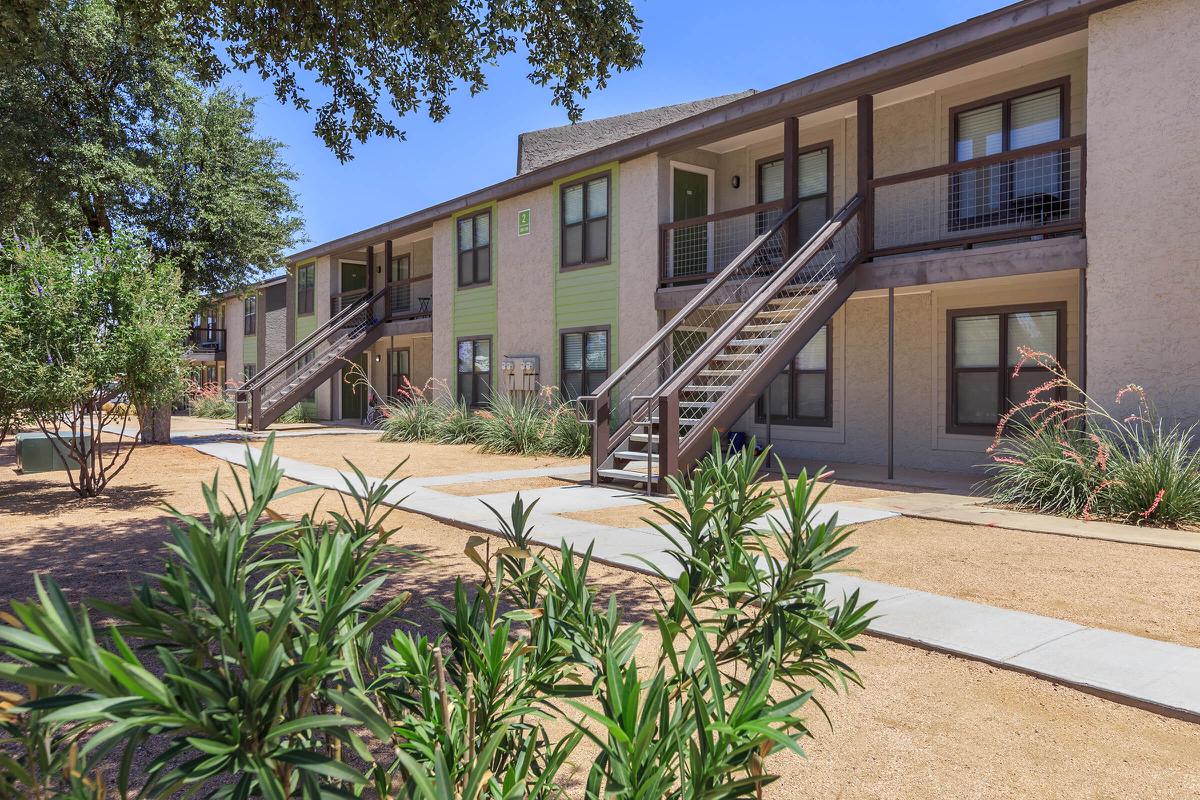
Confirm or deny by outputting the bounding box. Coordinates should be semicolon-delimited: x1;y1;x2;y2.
581;195;865;490
235;286;388;430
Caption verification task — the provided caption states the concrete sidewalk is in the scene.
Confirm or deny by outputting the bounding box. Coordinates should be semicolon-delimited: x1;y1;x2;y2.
187;439;1200;723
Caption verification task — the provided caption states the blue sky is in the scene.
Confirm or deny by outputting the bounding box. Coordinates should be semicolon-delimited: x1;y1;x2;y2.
223;0;1012;252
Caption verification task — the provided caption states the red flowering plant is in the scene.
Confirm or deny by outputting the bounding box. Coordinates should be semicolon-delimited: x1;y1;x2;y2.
985;347;1200;527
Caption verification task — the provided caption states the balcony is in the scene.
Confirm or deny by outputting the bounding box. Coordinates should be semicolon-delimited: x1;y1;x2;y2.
657;136;1085;289
330;275;433;324
187;327;226;359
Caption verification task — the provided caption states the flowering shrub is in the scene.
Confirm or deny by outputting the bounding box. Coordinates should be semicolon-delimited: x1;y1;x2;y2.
377;378;590;457
985;348;1200;527
189;379;235;418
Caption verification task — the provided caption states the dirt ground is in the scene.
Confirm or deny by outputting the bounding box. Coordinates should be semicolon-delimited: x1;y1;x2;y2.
248;434;587;478
843;514;1200;647
4;438;1200;797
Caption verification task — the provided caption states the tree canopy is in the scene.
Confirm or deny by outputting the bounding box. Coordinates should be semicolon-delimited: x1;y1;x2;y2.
2;0;645;163
0;233;192;495
0;0;303;295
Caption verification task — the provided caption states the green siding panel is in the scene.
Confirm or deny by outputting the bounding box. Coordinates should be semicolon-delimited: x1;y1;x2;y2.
451;202;499;398
552;163;620;390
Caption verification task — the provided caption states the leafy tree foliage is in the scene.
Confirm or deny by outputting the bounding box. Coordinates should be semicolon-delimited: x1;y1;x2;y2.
0;234;191;496
1;0;645;162
0;439;871;796
0;0;302;296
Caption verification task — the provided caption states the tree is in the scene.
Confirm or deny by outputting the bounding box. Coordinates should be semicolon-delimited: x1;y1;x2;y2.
2;0;645;162
0;234;191;497
0;1;304;296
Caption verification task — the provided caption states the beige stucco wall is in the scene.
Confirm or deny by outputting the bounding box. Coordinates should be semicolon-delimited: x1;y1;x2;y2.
431;218;455;387
618;154;662;363
736;270;1082;472
224;297;244;384
1086;0;1200;426
314;255;334;418
495;186;555;396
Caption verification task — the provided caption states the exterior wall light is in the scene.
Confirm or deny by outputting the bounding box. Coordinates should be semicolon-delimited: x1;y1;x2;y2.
731;175;741;189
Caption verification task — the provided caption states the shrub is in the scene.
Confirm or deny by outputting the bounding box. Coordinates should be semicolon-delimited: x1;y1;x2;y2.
377;379;591;458
0;436;870;798
474;393;548;454
189;380;235;418
276;401;316;424
985;348;1200;527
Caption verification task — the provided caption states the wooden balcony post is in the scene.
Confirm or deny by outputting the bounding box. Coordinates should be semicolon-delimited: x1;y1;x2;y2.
857;94;874;258
783;116;799;257
383;239;393;320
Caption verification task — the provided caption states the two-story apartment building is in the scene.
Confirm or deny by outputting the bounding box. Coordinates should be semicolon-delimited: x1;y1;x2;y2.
218;0;1200;488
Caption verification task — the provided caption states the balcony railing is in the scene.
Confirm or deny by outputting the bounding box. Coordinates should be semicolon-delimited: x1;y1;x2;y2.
659;200;786;287
187;327;226;354
869;135;1085;257
330;275;433;322
657;136;1085;286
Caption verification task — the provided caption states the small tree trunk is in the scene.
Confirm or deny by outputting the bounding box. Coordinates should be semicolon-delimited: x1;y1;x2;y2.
138;403;173;444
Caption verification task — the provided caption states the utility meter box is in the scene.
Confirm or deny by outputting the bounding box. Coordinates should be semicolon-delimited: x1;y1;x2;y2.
501;355;540;377
14;431;91;474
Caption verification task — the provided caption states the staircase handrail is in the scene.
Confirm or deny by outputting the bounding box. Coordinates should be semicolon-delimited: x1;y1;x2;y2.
658;195;864;403
236;285;388;397
578;200;802;414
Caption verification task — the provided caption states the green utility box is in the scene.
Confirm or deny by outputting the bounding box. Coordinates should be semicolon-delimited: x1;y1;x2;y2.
14;432;91;474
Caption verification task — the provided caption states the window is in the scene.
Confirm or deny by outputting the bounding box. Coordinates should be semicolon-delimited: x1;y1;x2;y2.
296;264;315;315
560;329;609;399
756;145;831;244
756;325;831;427
951;83;1066;230
949;306;1062;433
561;174;609;268
457;211;491;287
457;337;492;407
244;364;257;382
243;295;257;335
388;348;411;400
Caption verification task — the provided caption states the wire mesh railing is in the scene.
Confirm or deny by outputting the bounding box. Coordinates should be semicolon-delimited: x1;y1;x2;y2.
659;201;786;286
871;136;1084;256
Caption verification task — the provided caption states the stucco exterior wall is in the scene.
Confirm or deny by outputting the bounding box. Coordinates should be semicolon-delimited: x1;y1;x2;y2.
1085;0;1200;426
618;155;662;365
224;297;244;384
496;186;555;396
431;218;455;388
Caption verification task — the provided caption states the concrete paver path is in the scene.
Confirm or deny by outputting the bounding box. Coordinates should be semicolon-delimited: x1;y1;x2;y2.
186;439;1200;723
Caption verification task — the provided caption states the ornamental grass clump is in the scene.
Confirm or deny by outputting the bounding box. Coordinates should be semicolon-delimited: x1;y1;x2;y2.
189;380;235;418
0;435;871;798
985;347;1200;527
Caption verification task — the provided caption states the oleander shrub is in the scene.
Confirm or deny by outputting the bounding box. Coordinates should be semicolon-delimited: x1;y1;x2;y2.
985;347;1200;527
0;435;872;798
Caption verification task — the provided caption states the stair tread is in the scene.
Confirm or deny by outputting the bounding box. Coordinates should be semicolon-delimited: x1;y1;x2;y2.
598;467;654;484
614;450;657;462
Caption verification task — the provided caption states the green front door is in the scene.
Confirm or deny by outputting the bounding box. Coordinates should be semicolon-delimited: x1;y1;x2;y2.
341;351;368;421
672;168;709;277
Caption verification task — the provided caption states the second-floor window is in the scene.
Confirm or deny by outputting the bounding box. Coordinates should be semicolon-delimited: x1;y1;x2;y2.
560;328;608;399
951;82;1066;230
561;174;609;268
243;295;257;335
457;211;491;287
297;264;315;315
756;146;831;245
